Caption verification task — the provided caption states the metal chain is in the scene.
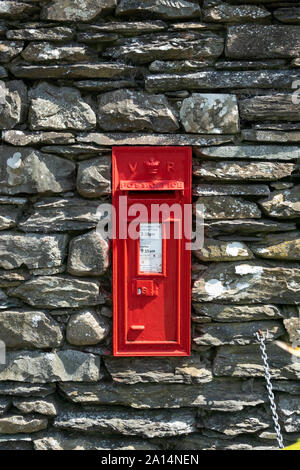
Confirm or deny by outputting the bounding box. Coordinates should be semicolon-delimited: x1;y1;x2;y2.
255;331;284;449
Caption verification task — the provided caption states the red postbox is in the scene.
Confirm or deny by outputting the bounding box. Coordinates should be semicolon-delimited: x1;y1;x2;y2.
112;147;191;356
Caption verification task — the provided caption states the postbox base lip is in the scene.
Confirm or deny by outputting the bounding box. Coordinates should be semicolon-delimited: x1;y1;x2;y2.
113;349;191;357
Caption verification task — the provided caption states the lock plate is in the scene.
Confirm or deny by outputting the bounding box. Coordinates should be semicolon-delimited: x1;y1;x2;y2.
133;280;157;297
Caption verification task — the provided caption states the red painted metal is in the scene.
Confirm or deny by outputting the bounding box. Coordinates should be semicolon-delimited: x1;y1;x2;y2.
112;146;192;356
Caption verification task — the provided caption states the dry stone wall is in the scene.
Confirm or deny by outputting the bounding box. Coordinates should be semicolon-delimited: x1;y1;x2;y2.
0;0;299;451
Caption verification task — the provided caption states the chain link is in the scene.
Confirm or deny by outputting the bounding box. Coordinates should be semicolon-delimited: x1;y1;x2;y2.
255;331;284;449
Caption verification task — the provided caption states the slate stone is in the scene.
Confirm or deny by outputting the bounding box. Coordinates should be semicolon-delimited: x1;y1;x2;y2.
29;82;96;131
0;310;63;349
203;0;270;23
0;415;48;434
13;397;57;417
192;304;283;323
149;59;215;73
273;7;300;24
6;27;74;42
104;32;224;63
167;434;277;451
193;261;300;304
33;434;158;450
0;232;68;269
284;318;300;344
259;186;300;219
0;80;27;129
250;233;300;260
241;129;300;143
215;59;287;70
0;350;100;383
18;197;103;232
54;408;196;437
10;63;137;80
145;70;300;92
0;382;55;397
180;94;239;134
0;196;26;231
9;276;105;308
77;157;111;198
0;146;75;195
98;89;179;133
22;42;96;63
240;94;300;122
59;378;267;411
0;436;32;450
194;239;253;262
77;132;234;147
74;79;137;92
193;320;284;347
194;145;300;161
2;130;75;146
205;220;297;237
66;310;110;346
41;0;117;22
0;2;38;19
213;343;300;380
77;20;167;35
226;25;300;59
195;161;296;181
0;41;23;63
193;184;270;197
195;196;261;220
68;231;109;277
198;408;271;436
116;0;201;20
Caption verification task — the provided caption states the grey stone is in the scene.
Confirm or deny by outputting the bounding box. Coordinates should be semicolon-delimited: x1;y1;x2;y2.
0;310;63;349
195;196;261;220
278;395;300;432
180;94;239;134
10;63;137;80
41;0;116;22
0;415;48;434
54;408;196;437
240;94;300;122
0;435;32;450
0;41;23;63
75;79;137;92
6;27;74;42
242;129;300;143
259;186;300;219
2;130;75;146
145;70;300;93
226;25;300;59
193;184;270;197
284;318;300;344
29;82;96;131
192;304;283;323
18;197;103;232
59;378;267;411
193;261;300;305
0;80;27;129
116;0;201;19
66;310;110;346
205;220;297;237
198;408;270;436
0;232;68;269
104;32;224;64
33;434;158;450
9;276;105;308
215;59;287;70
77;157;111;198
0;350;100;383
75;31;118;43
77;132;234;147
196;161;296;182
0;196;26;231
274;7;300;24
98;89;178;133
250;233;300;260
0;382;55;397
0;2;37;19
193;321;284;347
203;0;270;23
13;397;57;416
168;434;277;451
77;20;166;35
149;59;215;73
194;145;300;161
194;239;253;262
40;144;107;159
104;354;212;384
0;67;7;79
0;146;75;195
22;42;96;63
68;231;109;277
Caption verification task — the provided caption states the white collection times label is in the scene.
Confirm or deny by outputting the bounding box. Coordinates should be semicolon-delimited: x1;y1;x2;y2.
139;223;162;274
